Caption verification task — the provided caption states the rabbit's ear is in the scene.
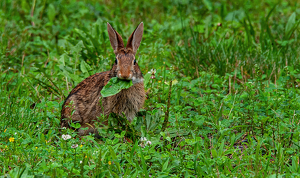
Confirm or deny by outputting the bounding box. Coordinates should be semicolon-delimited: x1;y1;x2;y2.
126;22;143;55
107;22;124;54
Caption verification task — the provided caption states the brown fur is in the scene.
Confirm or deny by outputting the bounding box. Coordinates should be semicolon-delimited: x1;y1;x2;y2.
60;22;146;136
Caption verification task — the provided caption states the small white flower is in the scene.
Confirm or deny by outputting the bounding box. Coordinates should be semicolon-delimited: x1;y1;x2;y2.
62;134;71;140
15;132;17;135
150;69;156;79
80;161;83;164
71;144;78;149
146;141;152;146
139;143;145;148
150;69;156;74
140;137;147;142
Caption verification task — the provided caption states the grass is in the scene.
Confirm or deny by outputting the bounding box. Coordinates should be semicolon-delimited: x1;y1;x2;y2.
1;0;300;177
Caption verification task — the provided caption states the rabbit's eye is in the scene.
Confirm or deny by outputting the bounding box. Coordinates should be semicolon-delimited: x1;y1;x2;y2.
115;58;118;64
134;59;136;65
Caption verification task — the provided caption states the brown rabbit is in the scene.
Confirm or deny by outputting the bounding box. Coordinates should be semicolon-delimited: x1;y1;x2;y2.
60;22;146;136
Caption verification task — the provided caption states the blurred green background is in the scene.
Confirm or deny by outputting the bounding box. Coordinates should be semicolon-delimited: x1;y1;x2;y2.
1;0;299;79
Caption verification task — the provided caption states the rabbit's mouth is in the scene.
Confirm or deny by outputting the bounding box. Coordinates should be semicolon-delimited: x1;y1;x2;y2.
118;78;132;82
117;76;143;84
117;76;132;81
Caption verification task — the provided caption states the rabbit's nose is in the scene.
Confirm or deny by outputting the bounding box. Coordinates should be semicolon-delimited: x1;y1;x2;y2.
118;72;132;80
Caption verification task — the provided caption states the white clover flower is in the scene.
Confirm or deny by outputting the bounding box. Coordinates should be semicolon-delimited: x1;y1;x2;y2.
139;143;145;148
150;69;156;74
71;144;78;149
140;137;147;142
150;69;156;79
146;141;152;146
62;134;71;140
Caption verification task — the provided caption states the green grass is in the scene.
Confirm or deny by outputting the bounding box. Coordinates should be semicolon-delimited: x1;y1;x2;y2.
1;0;300;177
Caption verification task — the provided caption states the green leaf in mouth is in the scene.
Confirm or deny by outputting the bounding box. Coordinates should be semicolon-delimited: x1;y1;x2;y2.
101;77;133;97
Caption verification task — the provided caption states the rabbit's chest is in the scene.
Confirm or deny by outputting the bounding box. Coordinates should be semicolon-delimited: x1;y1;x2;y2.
106;83;145;121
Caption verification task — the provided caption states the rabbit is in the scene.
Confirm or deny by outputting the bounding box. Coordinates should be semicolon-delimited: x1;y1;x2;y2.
60;22;146;137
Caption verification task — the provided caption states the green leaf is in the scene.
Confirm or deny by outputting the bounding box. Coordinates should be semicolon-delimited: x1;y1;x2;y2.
225;9;245;22
58;65;83;84
285;12;296;37
162;158;169;172
101;77;133;97
143;72;151;87
9;166;34;178
211;149;217;157
47;4;56;23
139;147;149;178
71;40;85;55
203;0;213;11
130;141;139;161
80;60;91;74
59;53;68;66
109;146;121;173
70;122;81;129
